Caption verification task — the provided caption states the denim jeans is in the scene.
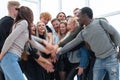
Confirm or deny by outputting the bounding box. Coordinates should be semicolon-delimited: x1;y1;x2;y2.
93;53;119;80
0;52;25;80
78;45;89;80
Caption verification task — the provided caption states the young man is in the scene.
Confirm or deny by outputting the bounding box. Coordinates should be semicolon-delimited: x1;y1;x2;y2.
73;8;79;17
0;1;20;80
58;7;120;80
0;1;20;52
51;18;60;45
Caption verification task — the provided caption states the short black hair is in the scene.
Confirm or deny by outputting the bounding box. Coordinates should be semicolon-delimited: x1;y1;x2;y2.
81;7;93;19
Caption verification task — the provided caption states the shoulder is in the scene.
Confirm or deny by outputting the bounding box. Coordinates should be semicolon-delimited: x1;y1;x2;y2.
0;16;14;29
19;20;28;24
17;20;28;26
94;18;108;24
0;16;14;24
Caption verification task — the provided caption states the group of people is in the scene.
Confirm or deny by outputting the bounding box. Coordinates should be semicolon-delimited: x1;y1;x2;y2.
0;1;120;80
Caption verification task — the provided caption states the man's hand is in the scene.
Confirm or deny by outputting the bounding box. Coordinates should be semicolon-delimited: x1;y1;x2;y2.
51;53;57;63
76;67;84;76
118;47;120;62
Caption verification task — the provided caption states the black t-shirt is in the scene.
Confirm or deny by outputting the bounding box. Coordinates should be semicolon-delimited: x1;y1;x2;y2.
39;34;51;58
0;16;14;52
46;25;52;33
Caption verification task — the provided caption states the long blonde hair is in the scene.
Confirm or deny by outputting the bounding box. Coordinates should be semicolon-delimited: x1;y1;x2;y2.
36;21;48;39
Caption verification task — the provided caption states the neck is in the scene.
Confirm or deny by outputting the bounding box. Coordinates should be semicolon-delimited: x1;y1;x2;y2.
39;32;44;35
8;12;15;19
84;18;93;26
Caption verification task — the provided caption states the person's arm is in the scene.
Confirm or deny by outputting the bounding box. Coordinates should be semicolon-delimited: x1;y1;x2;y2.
58;31;83;55
58;26;81;47
47;32;53;44
100;19;120;47
32;35;54;50
29;38;50;54
0;20;28;56
35;55;54;73
31;35;43;42
46;25;53;44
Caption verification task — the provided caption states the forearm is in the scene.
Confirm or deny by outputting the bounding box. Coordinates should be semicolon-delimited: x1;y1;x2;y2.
36;55;48;64
48;33;53;44
29;39;45;52
58;34;73;47
59;31;83;55
28;48;39;59
58;26;81;47
32;35;43;43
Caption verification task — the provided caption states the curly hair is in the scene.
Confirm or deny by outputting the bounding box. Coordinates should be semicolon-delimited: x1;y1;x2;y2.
40;12;52;21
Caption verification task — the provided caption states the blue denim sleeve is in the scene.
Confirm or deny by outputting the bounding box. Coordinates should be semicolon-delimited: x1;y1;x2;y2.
79;45;89;68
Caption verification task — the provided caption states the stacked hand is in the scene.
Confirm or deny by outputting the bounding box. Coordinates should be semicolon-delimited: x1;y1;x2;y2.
42;40;54;50
36;56;54;73
50;45;62;63
43;59;54;73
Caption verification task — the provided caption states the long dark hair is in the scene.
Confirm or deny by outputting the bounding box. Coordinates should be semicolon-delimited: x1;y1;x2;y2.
15;6;33;39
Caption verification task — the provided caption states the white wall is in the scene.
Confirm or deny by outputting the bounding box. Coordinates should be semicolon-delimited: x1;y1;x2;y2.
0;0;40;24
0;0;120;32
0;0;8;18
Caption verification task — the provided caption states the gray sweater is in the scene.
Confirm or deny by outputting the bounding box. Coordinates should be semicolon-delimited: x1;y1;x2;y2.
1;20;45;57
59;19;120;59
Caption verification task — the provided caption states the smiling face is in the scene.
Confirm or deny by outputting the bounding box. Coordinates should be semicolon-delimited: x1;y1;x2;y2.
31;24;36;35
57;12;66;22
52;19;60;32
60;22;67;35
37;21;46;34
67;20;74;31
67;17;79;32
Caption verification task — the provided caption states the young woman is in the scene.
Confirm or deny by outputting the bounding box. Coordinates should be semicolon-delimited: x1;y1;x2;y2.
20;23;54;80
58;21;68;80
56;12;67;22
36;21;55;80
0;6;53;80
59;21;68;40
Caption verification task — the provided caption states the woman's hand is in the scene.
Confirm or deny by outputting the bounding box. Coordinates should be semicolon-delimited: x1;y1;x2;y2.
76;67;84;76
42;40;54;50
56;47;62;54
0;52;4;61
35;56;54;73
